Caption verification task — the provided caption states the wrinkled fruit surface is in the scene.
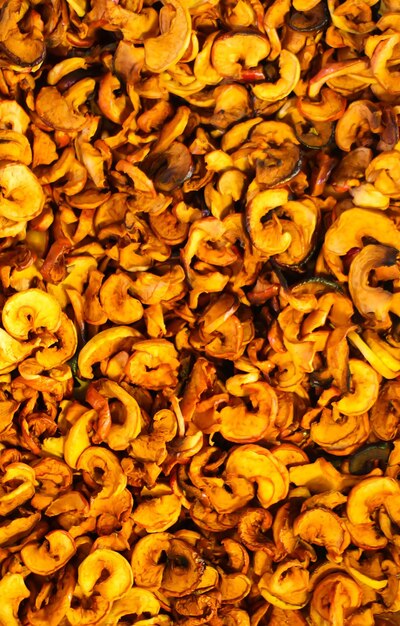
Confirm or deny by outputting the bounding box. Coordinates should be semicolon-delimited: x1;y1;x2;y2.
1;0;400;625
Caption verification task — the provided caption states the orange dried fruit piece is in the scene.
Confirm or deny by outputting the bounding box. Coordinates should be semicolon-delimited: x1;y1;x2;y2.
21;530;76;576
226;444;289;508
211;31;270;80
258;560;311;609
78;549;133;601
0;162;44;223
143;0;191;73
2;289;62;340
125;339;180;389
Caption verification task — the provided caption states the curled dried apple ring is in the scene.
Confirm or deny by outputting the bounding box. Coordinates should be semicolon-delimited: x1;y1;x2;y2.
348;244;400;323
217;379;278;443
252;50;301;102
323;208;400;280
78;549;133;601
298;87;346;122
125;339;179;389
0;130;32;164
0;162;44;223
2;289;62;340
66;587;111;626
87;378;141;450
259;560;310;609
335;100;381;151
370;381;400;440
226;445;289;508
369;33;400;94
309;407;370;455
99;273;144;325
35;86;86;131
0;573;30;626
78;326;141;379
76;446;127;499
366;150;400;198
238;508;274;552
132;493;182;533
35;312;77;369
333;359;379;416
293;508;350;560
211;31;270;80
143;0;191;73
310;573;362;626
101;588;161;626
131;532;204;596
21;530;76;576
246;189;291;257
0;463;36;515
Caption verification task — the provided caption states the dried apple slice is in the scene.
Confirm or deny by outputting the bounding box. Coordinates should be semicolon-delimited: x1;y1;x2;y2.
246;189;291;257
87;379;142;450
323;208;400;281
370;381;400;440
26;565;76;626
347;476;400;526
294;508;350;560
35;86;86;132
252;141;301;187
298;88;346;122
78;326;141;379
131;533;204;596
226;444;289;508
259;560;310;609
35;313;77;369
99;588;160;626
132;494;182;533
217;380;278;443
99;273;143;325
238;508;274;552
335;100;381;151
161;538;205;597
310;573;362;626
125;339;180;389
211;31;270;80
21;530;76;576
333;359;379;416
310;407;370;455
0;573;30;626
0;328;38;374
370;33;400;94
0;0;45;69
0;162;44;223
0;130;31;164
253;50;301;101
78;549;133;601
66;587;111;626
0;463;36;516
143;0;191;73
366;150;400;198
2;289;62;340
348;245;400;323
77;446;127;499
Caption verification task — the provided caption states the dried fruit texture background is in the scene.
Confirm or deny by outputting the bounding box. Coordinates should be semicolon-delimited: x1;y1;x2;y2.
1;0;400;624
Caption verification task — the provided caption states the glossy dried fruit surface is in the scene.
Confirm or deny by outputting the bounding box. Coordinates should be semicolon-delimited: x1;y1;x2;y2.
1;0;400;624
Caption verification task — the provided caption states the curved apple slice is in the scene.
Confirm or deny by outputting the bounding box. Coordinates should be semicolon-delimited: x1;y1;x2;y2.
78;549;133;601
246;189;291;257
297;88;346;122
21;530;76;576
211;31;270;80
143;0;191;73
334;359;379;416
253;50;300;102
